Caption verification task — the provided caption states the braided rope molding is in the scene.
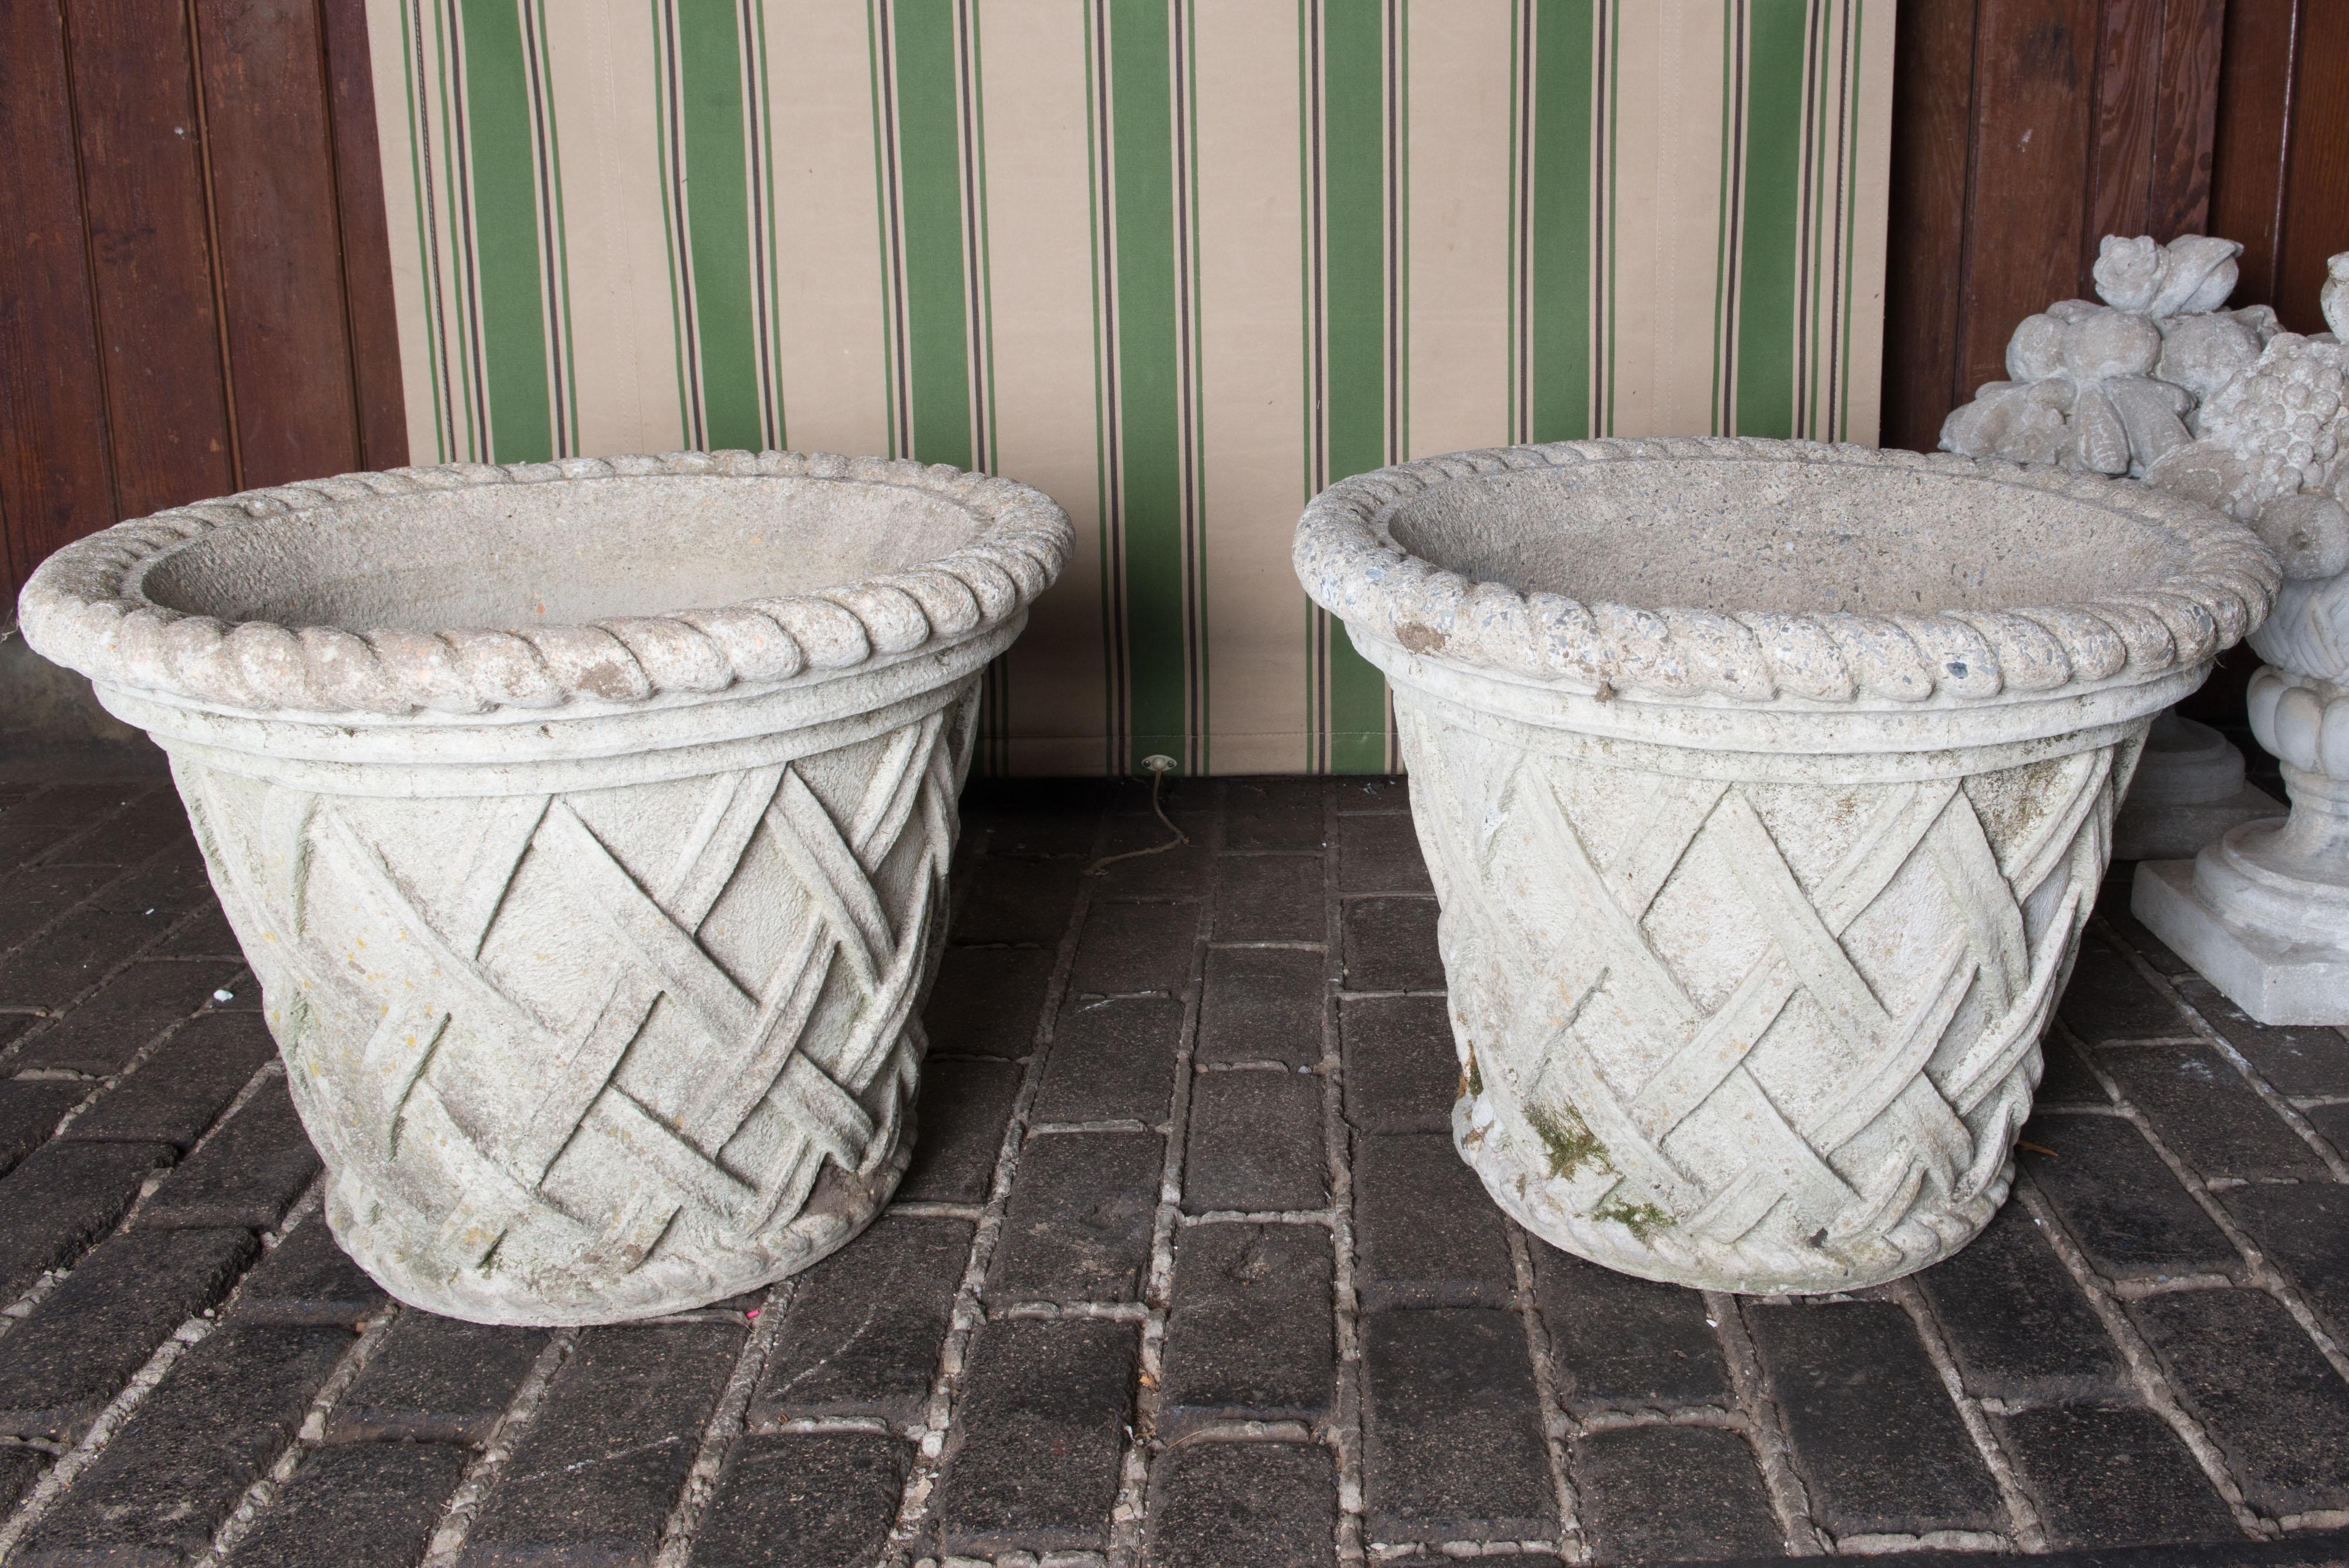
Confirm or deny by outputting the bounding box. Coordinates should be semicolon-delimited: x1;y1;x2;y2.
1294;436;2280;705
18;450;1074;719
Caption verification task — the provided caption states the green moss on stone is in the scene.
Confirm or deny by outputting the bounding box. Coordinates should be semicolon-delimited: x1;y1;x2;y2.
1523;1099;1610;1180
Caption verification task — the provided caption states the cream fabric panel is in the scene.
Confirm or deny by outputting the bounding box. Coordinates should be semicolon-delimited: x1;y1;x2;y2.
368;0;1893;776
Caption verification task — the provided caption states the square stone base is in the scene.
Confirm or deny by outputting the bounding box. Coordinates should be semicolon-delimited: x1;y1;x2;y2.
2132;859;2349;1026
2111;783;2284;862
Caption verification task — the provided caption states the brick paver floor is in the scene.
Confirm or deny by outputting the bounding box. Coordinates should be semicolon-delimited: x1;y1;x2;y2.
1;768;2347;1566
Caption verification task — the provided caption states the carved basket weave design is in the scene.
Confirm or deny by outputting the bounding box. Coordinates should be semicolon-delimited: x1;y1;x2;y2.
1406;700;2122;1292
180;693;973;1323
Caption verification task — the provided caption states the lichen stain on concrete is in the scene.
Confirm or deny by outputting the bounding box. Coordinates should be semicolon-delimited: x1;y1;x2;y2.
1395;622;1448;655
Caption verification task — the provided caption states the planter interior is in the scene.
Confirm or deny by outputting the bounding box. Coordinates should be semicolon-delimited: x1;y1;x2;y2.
1298;439;2276;1294
17;453;1072;1325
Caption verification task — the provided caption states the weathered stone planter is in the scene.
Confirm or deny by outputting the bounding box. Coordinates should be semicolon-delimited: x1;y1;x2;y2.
1295;438;2274;1293
18;452;1072;1324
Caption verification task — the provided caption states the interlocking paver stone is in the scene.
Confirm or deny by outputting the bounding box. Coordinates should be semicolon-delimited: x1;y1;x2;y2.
226;1439;471;1568
751;1215;970;1426
2096;1042;2326;1179
2219;1181;2349;1339
936;1317;1136;1556
2034;1032;2112;1106
2101;901;2196;977
1531;1241;1730;1409
1912;1200;2124;1402
17;1324;353;1567
0;864;115;957
0;1137;175;1301
1341;995;1458;1133
161;903;241;959
1354;1133;1513;1308
1145;1441;1336;1568
0;1448;46;1516
2173;977;2349;1097
1999;1404;2238;1549
59;1008;273;1150
0;784;150;869
2131;1287;2349;1519
135;1078;319;1231
1182;1069;1326;1214
8;958;244;1078
230;1219;390;1327
987;1129;1161;1303
1035;993;1183;1122
1199;947;1324;1066
955;856;1083;945
327;1315;549;1446
925;945;1056;1059
1340;897;1442;991
694;1432;907;1568
1746;1300;2003;1540
1071;900;1199;995
2020;1113;2239;1281
2058;936;2192;1042
1213;854;1324;943
0;1226;258;1441
1225;778;1326;852
1337;811;1432;894
0;1080;85;1176
459;1321;745;1567
900;1058;1020;1204
1360;1307;1553;1545
1571;1424;1782;1564
1160;1222;1334;1438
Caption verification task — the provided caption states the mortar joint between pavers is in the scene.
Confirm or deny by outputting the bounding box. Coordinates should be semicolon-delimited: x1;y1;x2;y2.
650;1274;794;1568
1887;1275;2049;1552
885;812;1113;1563
1705;1290;1830;1557
415;1327;580;1568
1504;1223;1585;1559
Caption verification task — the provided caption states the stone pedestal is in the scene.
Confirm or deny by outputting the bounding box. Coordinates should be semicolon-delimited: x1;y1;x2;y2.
2111;711;2283;860
2135;671;2349;1024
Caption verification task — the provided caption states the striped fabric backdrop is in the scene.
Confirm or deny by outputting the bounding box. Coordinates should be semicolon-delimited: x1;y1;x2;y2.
369;0;1892;776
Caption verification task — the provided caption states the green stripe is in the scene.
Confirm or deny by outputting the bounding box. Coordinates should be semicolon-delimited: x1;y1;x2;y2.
459;0;551;462
1733;1;1805;438
1109;0;1184;772
1321;0;1387;773
677;0;760;450
1529;0;1593;443
893;0;973;469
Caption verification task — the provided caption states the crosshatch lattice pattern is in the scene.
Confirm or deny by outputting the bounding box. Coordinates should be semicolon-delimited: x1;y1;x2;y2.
175;696;975;1320
1411;706;2126;1289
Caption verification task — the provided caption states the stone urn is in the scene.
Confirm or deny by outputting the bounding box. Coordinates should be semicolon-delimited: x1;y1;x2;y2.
1294;438;2275;1293
16;452;1072;1324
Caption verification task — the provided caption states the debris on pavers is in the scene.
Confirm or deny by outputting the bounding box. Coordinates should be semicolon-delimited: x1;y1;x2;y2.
0;773;2344;1564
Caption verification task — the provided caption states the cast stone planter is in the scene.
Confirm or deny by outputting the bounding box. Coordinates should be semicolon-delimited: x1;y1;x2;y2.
1295;438;2274;1293
17;452;1072;1324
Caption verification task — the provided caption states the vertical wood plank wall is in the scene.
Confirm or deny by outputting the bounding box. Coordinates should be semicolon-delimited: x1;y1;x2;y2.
1883;0;2349;455
2;1;2344;600
0;0;402;603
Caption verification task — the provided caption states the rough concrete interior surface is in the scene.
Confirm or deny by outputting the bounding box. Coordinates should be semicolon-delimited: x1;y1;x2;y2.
0;768;2345;1566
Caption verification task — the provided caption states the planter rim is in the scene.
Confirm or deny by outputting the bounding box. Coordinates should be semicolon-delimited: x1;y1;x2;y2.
1293;436;2279;706
16;450;1072;719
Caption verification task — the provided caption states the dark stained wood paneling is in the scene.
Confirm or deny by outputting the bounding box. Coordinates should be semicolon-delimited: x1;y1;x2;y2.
1882;0;1981;455
0;0;116;595
1960;0;2101;401
2088;0;2166;289
194;0;361;489
2148;0;2226;237
2273;0;2349;334
321;0;408;472
66;1;237;517
2209;0;2298;308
